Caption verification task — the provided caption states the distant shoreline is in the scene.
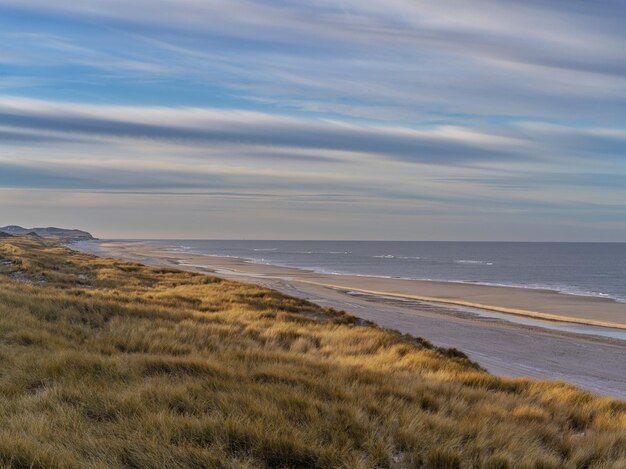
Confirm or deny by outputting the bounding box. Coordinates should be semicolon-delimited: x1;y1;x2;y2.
71;239;626;304
73;240;626;331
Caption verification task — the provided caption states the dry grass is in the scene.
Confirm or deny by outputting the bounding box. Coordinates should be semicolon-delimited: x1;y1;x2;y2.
0;237;624;468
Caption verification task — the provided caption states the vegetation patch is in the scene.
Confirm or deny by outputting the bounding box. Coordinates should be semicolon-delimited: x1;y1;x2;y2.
0;237;624;468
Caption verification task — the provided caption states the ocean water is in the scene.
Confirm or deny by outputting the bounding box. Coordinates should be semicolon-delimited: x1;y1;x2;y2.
137;240;626;303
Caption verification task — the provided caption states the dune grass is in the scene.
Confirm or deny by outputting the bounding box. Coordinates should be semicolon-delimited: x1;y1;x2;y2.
0;237;624;468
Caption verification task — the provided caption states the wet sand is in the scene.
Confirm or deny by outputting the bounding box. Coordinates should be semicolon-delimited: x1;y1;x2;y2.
73;241;626;398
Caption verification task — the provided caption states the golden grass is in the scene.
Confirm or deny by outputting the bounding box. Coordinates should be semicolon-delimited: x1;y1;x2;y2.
0;237;624;468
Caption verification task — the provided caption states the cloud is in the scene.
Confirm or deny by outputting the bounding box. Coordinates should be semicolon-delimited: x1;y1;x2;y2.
0;1;624;124
1;97;625;193
2;97;625;170
3;0;624;75
0;97;528;164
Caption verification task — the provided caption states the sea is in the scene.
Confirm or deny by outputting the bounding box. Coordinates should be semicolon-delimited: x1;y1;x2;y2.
95;240;626;304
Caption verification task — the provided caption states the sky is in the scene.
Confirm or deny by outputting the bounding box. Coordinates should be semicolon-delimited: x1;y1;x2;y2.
0;0;625;240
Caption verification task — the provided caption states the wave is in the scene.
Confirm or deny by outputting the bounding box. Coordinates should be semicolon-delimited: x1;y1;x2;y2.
455;259;493;265
372;255;421;260
438;279;624;303
292;250;352;255
162;245;193;254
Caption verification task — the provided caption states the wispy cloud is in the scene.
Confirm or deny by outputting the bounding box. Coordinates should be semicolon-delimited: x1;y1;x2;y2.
0;97;530;164
1;1;624;122
1;97;625;166
1;96;624;218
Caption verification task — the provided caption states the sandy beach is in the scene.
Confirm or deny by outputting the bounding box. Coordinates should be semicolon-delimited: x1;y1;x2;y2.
75;241;626;398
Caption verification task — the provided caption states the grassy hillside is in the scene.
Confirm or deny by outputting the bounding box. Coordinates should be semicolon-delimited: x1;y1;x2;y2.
0;237;624;468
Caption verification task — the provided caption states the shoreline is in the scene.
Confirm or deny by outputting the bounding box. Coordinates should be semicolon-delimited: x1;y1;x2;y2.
203;262;626;331
181;252;626;305
81;240;626;330
79;240;626;330
71;240;626;397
